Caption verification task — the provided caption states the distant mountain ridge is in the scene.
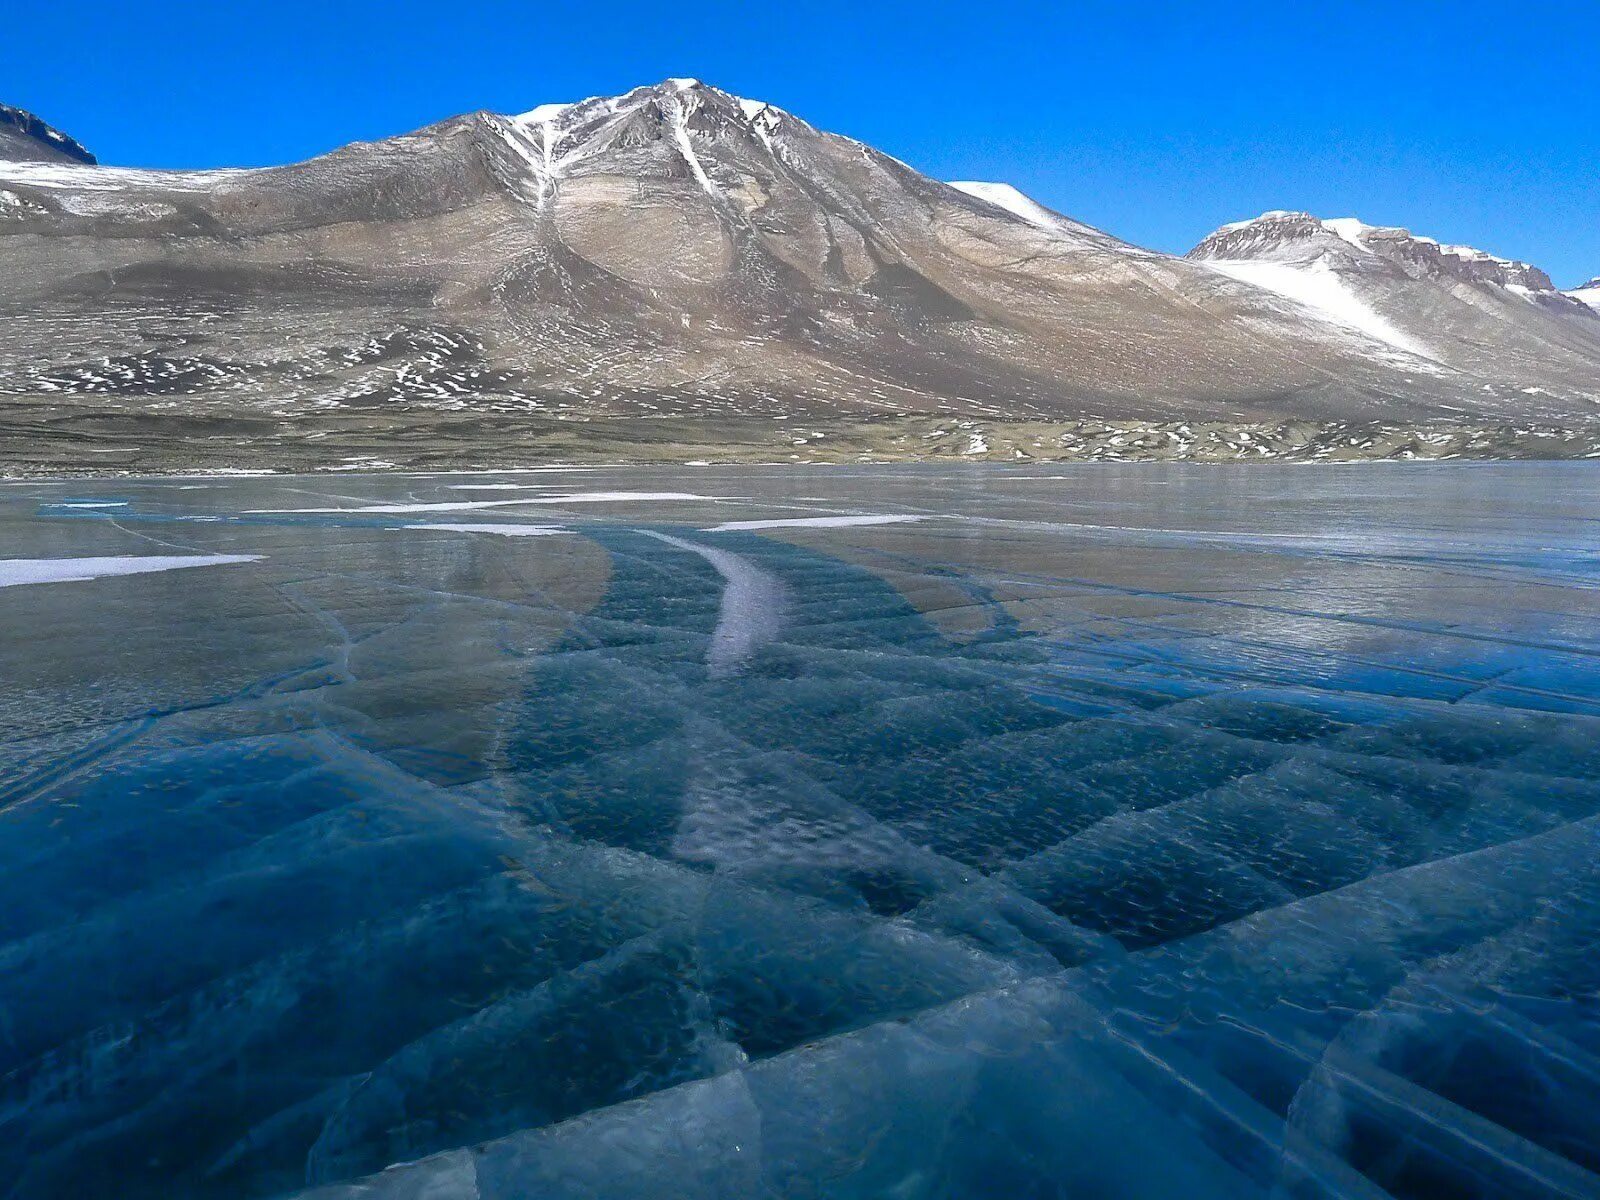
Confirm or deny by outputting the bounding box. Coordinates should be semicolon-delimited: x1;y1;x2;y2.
1185;210;1600;403
0;103;95;165
1192;211;1562;292
0;80;1596;472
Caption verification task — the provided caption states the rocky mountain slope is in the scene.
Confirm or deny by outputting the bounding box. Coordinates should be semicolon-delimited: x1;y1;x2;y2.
0;104;95;165
1188;212;1600;404
0;80;1596;473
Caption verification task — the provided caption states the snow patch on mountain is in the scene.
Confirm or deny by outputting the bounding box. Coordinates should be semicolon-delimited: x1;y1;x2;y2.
948;181;1067;231
519;102;572;124
1203;258;1433;359
944;179;1146;255
1567;279;1600;311
1321;217;1370;249
0;160;251;192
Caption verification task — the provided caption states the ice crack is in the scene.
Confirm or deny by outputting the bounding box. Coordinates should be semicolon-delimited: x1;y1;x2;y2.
640;532;789;677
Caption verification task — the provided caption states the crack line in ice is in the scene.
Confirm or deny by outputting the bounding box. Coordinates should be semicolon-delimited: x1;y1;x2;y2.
640;531;789;677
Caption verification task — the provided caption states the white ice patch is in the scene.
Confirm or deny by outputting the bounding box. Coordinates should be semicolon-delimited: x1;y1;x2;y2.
324;459;399;471
249;492;712;515
641;532;788;677
705;514;924;532
444;484;557;491
1204;259;1433;358
0;554;260;589
402;523;569;536
442;469;597;484
172;468;279;477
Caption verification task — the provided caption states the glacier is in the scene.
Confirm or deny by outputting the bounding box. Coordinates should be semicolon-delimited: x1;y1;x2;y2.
1;462;1598;1199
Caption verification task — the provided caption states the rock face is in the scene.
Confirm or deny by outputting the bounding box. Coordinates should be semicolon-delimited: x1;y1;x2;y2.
0;104;94;164
0;80;1596;471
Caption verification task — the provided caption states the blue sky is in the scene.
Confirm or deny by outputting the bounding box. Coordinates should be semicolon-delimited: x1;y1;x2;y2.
7;0;1597;284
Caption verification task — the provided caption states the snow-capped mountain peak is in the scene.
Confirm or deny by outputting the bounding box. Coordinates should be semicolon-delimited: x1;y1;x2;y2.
489;80;807;209
509;80;790;135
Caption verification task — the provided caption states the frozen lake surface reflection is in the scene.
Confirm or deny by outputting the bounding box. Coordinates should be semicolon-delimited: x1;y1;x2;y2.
3;463;1600;1199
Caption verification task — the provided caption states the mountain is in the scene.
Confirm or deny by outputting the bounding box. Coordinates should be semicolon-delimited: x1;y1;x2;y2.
1187;212;1600;402
0;103;94;165
0;80;1596;473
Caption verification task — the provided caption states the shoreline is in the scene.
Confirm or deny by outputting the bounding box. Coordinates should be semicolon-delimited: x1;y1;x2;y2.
4;414;1599;479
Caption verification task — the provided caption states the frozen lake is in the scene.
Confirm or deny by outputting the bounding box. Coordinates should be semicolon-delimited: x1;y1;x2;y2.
3;463;1599;1199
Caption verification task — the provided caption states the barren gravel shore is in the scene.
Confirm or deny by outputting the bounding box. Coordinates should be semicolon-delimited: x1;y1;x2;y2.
5;410;1598;478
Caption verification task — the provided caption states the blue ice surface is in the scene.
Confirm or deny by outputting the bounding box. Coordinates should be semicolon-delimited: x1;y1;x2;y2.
1;462;1599;1199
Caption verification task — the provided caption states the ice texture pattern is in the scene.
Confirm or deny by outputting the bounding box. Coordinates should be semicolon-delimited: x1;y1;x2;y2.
2;463;1599;1200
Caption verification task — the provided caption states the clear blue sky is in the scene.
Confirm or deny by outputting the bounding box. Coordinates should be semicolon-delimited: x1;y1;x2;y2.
7;0;1597;284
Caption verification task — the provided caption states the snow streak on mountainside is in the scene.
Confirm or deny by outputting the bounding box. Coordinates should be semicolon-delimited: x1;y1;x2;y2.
1200;258;1434;361
946;181;1116;243
0;80;1597;472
